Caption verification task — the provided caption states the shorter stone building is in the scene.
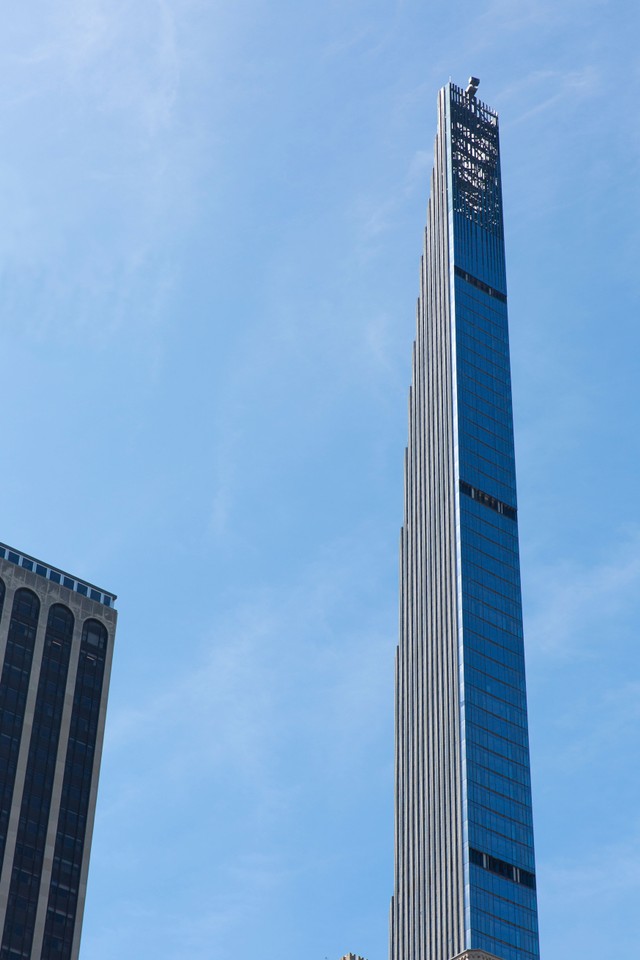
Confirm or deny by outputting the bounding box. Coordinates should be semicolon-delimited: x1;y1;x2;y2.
0;542;117;960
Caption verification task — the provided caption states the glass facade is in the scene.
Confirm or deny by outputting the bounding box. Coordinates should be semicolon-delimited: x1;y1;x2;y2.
0;591;41;871
1;605;74;959
0;550;116;960
390;83;539;960
41;619;108;958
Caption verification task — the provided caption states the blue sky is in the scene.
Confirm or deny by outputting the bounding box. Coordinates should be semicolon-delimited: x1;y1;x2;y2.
1;1;640;958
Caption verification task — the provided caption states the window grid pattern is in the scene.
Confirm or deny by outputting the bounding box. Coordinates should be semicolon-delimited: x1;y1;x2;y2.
41;620;107;960
453;91;539;958
0;606;74;959
0;591;41;870
391;82;539;960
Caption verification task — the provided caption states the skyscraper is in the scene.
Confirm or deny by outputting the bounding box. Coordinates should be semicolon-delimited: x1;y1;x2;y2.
390;81;539;960
0;542;116;960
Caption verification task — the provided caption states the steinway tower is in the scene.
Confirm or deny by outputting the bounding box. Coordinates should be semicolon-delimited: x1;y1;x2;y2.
390;80;540;960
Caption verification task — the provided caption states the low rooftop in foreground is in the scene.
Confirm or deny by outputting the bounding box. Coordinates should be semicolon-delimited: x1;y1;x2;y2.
0;541;117;608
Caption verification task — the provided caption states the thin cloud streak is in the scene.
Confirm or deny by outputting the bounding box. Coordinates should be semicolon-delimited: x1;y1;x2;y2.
525;526;640;657
103;532;392;791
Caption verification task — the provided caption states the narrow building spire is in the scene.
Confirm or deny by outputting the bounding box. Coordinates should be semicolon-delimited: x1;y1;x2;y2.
390;81;540;960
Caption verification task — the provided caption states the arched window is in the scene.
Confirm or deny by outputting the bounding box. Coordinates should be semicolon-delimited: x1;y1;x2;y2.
46;603;75;642
11;587;40;625
82;618;108;652
42;618;109;959
0;602;75;958
0;588;41;866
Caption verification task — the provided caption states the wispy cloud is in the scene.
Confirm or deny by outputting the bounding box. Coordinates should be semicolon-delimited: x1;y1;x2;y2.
350;147;431;261
477;0;606;35
502;66;600;125
104;531;392;793
91;528;393;954
524;526;640;658
3;0;182;133
538;824;640;954
0;1;194;344
544;828;640;901
320;23;380;62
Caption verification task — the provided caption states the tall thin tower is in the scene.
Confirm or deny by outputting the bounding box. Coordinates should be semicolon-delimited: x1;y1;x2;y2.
390;81;540;960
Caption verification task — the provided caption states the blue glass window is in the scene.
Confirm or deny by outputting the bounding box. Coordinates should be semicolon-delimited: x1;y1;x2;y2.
0;589;40;867
1;604;74;958
42;618;108;959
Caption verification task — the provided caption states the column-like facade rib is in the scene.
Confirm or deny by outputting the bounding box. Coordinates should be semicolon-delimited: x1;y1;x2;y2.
390;82;540;960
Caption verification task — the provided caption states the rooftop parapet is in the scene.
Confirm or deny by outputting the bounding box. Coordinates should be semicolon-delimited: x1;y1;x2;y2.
0;541;116;608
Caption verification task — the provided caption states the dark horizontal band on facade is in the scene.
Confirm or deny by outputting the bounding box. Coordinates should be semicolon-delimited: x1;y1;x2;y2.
460;480;517;521
469;847;536;889
455;265;507;303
